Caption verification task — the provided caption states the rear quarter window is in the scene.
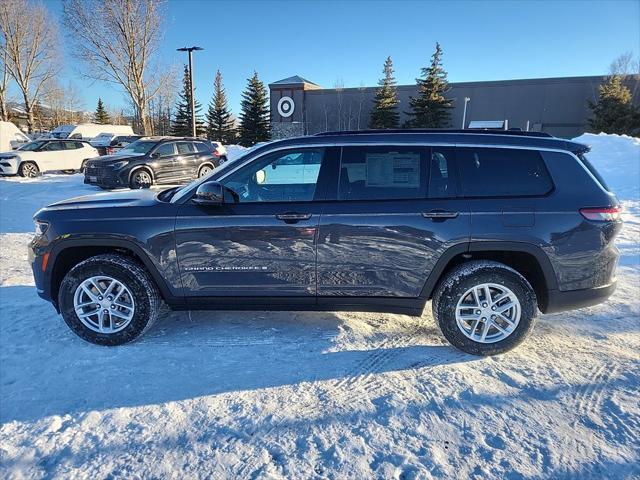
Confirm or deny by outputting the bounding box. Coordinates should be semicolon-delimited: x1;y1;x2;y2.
456;147;553;197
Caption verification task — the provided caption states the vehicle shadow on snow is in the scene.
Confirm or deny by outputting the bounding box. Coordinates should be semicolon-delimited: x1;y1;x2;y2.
0;286;474;424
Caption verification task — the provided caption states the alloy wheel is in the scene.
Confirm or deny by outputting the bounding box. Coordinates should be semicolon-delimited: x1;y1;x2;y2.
455;282;521;343
73;276;136;334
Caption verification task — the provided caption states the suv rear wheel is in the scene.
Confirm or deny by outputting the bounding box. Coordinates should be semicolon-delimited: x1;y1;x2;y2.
58;254;161;345
432;260;537;356
129;168;153;189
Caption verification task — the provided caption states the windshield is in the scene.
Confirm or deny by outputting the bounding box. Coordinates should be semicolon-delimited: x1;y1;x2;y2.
171;148;258;203
18;141;47;151
118;140;158;155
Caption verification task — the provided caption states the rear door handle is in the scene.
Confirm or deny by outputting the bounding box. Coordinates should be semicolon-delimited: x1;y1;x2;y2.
422;210;459;219
276;212;313;223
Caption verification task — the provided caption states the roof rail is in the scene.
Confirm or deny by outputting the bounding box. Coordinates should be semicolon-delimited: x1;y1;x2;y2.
314;129;554;138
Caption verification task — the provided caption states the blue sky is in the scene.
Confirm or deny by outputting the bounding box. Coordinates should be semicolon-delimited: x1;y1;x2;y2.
44;0;640;115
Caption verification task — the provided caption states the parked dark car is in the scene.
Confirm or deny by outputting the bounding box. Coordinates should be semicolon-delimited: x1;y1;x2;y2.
31;130;621;355
83;137;219;189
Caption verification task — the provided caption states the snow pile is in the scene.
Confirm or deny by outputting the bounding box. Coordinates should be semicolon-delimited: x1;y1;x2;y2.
572;133;640;201
226;144;249;162
0;134;639;479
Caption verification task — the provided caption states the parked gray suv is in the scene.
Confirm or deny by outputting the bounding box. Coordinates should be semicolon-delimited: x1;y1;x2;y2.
29;130;622;355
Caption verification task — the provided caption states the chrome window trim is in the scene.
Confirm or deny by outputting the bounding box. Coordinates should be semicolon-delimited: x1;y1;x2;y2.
172;141;608;203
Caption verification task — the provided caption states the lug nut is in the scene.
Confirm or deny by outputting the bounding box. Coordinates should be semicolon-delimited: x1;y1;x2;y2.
103;309;108;313
491;315;496;319
481;317;486;322
482;303;488;307
491;306;496;311
476;310;481;315
111;305;115;309
98;296;103;300
107;296;113;301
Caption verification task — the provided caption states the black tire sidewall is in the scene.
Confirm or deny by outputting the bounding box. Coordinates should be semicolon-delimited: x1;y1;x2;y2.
434;265;537;356
58;260;154;346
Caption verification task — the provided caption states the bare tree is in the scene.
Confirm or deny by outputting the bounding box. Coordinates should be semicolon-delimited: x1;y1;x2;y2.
610;52;640;78
62;0;170;135
0;0;61;132
0;50;9;121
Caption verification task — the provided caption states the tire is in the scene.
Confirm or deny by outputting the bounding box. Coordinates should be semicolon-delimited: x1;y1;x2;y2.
58;253;161;346
129;168;153;189
61;170;76;174
432;260;537;356
18;161;39;178
198;163;213;177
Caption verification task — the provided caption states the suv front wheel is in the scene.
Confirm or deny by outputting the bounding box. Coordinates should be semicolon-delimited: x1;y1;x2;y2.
58;254;161;345
129;168;153;189
432;260;537;356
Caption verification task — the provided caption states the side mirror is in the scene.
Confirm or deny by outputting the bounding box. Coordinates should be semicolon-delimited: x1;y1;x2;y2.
193;181;224;206
151;152;161;158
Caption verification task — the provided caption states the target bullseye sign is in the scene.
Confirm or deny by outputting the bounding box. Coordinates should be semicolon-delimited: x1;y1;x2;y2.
277;96;295;118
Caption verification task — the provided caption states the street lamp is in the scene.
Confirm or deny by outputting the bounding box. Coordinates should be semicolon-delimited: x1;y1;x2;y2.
177;46;204;137
461;97;471;129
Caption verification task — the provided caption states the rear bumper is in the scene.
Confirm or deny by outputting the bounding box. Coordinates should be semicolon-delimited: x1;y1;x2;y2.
542;281;617;314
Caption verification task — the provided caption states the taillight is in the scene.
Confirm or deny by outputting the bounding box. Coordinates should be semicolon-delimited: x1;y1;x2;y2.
213;150;220;157
579;206;622;221
106;147;115;155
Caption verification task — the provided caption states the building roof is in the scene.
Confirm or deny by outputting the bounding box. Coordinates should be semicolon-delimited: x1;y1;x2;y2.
269;75;322;88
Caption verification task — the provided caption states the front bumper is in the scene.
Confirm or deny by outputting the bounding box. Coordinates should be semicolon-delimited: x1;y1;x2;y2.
542;281;617;314
0;158;19;175
84;164;126;188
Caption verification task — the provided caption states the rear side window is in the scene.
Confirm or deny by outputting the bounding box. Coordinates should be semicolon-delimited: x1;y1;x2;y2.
578;153;610;191
338;146;428;200
194;142;210;153
456;148;553;197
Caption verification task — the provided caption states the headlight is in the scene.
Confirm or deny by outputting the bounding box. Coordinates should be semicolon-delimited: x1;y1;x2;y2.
34;220;49;236
112;160;130;170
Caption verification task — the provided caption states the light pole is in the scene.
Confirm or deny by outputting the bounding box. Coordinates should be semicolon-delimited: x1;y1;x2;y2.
177;46;204;137
461;97;471;129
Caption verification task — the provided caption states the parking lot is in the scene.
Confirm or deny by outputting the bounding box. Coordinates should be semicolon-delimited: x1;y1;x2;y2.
0;134;639;479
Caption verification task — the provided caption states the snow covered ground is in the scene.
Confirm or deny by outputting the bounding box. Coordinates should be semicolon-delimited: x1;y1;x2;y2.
0;135;638;479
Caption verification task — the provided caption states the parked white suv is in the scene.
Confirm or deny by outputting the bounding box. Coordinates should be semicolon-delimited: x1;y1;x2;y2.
0;139;99;177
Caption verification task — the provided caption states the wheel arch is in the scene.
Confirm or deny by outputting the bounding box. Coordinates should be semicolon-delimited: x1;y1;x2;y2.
197;161;215;176
421;241;558;311
49;238;177;311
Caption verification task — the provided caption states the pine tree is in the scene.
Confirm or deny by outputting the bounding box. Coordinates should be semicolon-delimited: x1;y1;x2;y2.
94;98;111;124
369;56;400;129
588;75;640;136
405;42;453;128
171;65;206;137
206;70;236;143
237;71;270;146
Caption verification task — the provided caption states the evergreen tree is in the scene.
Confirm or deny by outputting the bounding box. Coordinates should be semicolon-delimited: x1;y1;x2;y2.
206;70;236;143
369;56;400;129
94;98;111;124
237;71;270;146
405;42;453;128
171;65;206;137
588;75;640;136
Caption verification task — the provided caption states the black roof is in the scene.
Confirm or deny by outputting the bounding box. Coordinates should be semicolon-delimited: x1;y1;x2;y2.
258;129;588;154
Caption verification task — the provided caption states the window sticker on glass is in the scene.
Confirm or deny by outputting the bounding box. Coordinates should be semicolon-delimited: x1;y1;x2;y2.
365;152;420;188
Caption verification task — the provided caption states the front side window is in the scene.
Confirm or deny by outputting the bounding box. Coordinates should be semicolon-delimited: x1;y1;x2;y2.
221;149;324;202
42;141;63;151
18;141;47;151
338;146;428;201
456;147;553;197
154;143;176;157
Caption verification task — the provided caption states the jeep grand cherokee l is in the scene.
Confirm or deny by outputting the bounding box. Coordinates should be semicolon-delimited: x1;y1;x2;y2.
29;130;621;355
83;136;218;189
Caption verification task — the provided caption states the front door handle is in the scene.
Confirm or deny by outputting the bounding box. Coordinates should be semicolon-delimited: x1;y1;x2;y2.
422;210;459;219
276;212;312;223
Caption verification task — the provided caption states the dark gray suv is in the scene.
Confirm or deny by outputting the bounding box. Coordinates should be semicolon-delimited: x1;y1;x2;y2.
29;130;622;355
